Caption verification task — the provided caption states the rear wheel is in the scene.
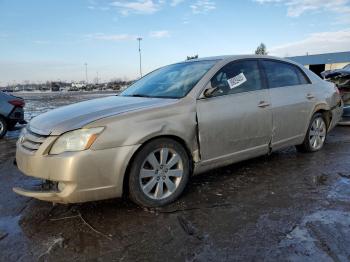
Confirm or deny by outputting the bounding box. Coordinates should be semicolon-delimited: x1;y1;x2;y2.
296;113;327;152
0;117;8;138
128;138;190;207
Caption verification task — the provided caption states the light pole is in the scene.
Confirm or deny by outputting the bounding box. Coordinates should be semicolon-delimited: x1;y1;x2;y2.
84;63;88;84
137;37;143;78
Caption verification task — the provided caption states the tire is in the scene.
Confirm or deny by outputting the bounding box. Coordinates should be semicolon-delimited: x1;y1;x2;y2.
296;113;327;153
128;138;191;207
0;116;8;138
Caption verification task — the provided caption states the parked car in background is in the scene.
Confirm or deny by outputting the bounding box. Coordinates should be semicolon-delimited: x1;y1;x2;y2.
321;64;350;125
14;55;343;207
0;91;25;138
321;64;350;80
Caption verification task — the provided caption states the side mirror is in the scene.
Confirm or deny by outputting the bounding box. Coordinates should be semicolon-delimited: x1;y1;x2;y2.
203;84;218;98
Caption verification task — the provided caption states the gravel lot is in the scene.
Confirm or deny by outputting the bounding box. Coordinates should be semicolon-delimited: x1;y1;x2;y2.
0;92;349;261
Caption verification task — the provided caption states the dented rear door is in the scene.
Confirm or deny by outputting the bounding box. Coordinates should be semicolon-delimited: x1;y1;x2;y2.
260;59;315;150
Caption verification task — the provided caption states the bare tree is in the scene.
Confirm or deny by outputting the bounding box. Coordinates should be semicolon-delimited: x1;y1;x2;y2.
186;54;198;60
255;43;268;55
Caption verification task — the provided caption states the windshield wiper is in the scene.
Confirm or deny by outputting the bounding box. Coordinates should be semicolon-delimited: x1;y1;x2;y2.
125;94;152;98
123;94;178;99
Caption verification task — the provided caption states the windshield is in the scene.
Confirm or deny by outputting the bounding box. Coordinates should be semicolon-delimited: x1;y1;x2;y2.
121;60;218;98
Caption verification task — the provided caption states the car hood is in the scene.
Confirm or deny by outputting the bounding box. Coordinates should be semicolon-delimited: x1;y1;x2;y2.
28;95;176;136
321;68;350;79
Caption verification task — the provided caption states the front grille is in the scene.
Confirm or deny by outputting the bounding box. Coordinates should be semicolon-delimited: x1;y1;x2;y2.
21;129;47;152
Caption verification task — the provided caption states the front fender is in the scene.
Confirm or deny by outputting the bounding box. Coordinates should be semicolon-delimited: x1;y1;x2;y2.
88;98;199;160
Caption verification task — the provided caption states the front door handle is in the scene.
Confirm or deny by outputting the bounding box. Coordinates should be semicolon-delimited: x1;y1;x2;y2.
306;93;315;99
258;101;270;108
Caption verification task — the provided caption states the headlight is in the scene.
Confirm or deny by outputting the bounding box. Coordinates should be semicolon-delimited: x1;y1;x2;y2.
49;127;104;155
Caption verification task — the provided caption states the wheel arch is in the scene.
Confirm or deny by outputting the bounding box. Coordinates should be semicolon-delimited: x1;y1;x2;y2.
0;114;8;137
122;134;194;197
312;104;332;130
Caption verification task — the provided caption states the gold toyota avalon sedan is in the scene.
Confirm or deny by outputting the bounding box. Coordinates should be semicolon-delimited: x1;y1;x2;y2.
14;55;343;207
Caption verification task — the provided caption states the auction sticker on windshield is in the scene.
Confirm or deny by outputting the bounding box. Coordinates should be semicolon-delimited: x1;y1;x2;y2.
227;73;247;89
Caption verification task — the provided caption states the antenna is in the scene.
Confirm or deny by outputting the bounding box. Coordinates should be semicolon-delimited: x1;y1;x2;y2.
137;37;143;78
84;62;88;83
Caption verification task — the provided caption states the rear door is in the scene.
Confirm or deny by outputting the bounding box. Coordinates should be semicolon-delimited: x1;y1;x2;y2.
260;59;315;150
196;59;272;162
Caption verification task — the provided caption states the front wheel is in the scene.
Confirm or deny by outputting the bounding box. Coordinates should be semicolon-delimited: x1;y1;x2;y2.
0;117;8;138
128;138;190;207
296;113;327;153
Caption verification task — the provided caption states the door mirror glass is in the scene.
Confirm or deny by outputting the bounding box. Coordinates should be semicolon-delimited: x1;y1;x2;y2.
203;83;218;98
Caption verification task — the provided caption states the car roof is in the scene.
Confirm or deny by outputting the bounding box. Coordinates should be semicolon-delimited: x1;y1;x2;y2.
183;55;299;65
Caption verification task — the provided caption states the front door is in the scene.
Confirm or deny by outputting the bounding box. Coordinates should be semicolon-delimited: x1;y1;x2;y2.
196;59;272;163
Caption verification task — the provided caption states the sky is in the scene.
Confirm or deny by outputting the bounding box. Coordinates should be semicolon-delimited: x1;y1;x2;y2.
0;0;350;85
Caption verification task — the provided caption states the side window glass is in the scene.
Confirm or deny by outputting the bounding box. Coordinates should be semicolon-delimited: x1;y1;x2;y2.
262;60;301;88
296;69;311;85
210;60;262;97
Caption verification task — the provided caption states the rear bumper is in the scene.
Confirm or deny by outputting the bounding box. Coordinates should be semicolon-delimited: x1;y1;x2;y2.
329;102;343;130
338;105;350;126
14;140;140;203
8;107;24;121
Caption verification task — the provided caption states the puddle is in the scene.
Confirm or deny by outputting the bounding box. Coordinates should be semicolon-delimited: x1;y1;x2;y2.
0;216;22;237
327;176;350;201
275;210;350;261
5;128;23;139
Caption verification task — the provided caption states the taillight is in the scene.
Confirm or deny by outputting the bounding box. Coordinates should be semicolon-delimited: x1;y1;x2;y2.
8;99;25;107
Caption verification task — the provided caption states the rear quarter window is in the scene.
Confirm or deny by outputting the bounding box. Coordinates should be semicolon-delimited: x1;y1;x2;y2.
296;68;311;84
262;60;309;88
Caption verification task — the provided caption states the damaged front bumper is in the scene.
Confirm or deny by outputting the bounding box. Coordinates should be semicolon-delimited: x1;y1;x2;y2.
14;135;140;203
13;179;61;202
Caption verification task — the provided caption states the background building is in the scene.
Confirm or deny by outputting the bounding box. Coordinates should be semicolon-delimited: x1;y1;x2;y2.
287;51;350;77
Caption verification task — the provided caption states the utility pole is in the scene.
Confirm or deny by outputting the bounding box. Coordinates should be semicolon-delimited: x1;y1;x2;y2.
84;63;88;84
137;37;143;78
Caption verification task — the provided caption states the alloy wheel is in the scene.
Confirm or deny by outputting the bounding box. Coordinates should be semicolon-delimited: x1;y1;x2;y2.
139;147;184;200
0;121;3;134
309;117;326;150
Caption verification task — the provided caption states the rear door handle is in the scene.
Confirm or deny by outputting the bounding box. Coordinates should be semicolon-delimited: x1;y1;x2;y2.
258;101;270;108
306;93;315;99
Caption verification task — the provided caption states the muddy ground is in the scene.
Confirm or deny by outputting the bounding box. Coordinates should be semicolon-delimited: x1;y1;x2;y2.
0;92;350;261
